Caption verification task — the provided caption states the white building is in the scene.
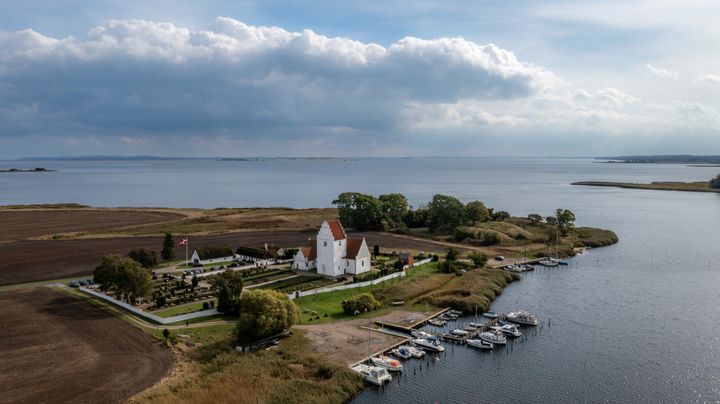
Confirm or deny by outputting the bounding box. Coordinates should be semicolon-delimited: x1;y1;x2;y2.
292;219;371;277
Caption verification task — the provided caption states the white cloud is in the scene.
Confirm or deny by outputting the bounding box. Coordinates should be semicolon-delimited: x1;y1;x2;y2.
646;64;678;78
694;74;720;86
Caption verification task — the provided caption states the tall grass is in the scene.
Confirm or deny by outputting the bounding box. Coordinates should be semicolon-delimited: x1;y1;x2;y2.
420;268;519;313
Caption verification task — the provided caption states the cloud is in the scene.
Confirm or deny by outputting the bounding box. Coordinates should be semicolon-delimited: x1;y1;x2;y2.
694;74;720;86
0;18;558;141
646;64;678;78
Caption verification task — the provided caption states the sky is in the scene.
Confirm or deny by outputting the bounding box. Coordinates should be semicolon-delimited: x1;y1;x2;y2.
1;0;720;158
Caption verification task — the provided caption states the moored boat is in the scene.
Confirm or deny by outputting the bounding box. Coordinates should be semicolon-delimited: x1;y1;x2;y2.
391;347;413;359
412;338;445;352
479;331;507;345
468;322;483;328
506;310;540;326
402;345;425;358
466;339;494;350
450;329;469;336
428;319;446;327
351;364;392;385
483;311;500;319
490;324;522;337
370;355;403;372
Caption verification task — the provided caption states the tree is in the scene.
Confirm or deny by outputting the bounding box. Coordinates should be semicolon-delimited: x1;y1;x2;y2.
466;201;490;224
545;216;558;226
94;255;153;303
710;174;720;189
468;252;489;268
427;194;467;232
128;248;158;269
480;231;502;246
556;209;576;236
527;213;543;225
445;247;459;261
342;293;382;315
191;274;199;290
210;270;244;314
332;192;385;231
236;290;298;345
161;232;175;263
162;329;170;342
373;245;380;256
378;193;409;227
492;210;510;221
403;207;429;228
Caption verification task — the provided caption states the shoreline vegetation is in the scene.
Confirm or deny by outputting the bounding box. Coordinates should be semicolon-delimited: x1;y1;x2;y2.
0;167;55;173
595;154;720;164
572;181;720;193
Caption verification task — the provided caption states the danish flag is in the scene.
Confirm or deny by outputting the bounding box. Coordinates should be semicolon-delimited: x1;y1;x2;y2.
179;238;187;246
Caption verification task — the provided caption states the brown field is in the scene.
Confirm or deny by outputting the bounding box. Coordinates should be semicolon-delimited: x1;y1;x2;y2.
0;287;173;403
0;209;184;243
0;229;444;286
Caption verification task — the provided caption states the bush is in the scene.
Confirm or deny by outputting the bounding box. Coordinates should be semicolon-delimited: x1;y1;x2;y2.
128;248;158;269
711;174;720;189
236;290;298;345
454;227;476;241
479;232;501;246
393;260;404;270
431;254;440;262
341;293;382;315
445;247;459;261
468;252;489;268
202;301;210;310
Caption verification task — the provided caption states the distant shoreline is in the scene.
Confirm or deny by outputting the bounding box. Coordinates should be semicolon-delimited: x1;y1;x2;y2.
0;168;55;173
572;181;720;193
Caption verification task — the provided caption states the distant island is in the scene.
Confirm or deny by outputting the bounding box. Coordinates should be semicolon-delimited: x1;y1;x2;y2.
0;167;55;173
597;155;720;165
574;174;720;193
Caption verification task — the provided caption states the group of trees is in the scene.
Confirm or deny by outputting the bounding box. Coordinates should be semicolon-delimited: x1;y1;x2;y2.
333;192;503;234
235;290;299;345
710;174;720;189
94;255;153;304
209;270;244;314
527;209;576;236
196;245;234;260
341;293;382;315
128;248;158;269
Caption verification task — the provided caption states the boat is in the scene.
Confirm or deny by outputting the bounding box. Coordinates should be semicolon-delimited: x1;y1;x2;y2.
411;338;445;352
370;355;403;372
538;259;559;267
448;309;462;315
557;260;569;266
401;345;425;358
391;347;413;360
411;330;434;339
450;329;469;336
506;311;540;326
444;313;459;319
482;311;500;319
351;364;392;385
428;319;446;327
468;322;483;328
466;339;494;350
463;326;477;332
490;324;522;337
479;331;507;345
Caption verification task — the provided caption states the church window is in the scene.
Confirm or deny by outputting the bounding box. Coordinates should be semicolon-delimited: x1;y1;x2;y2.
323;241;327;247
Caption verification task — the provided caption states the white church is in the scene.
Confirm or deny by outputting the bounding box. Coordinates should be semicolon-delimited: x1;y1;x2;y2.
292;219;372;277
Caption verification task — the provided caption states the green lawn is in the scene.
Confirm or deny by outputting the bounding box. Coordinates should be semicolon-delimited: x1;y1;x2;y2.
293;262;440;324
151;299;216;318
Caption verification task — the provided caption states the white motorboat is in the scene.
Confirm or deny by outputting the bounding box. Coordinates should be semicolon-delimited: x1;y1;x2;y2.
506;311;540;326
483;311;500;319
401;345;425;358
391;347;413;359
468;322;483;328
490;324;522;338
466;339;494;350
428;319;446;327
479;331;507;345
370;355;403;372
450;329;469;336
411;330;434;339
351;364;392;385
412;338;445;352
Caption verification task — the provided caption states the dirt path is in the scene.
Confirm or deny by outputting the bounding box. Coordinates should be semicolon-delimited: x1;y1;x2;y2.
0;288;173;404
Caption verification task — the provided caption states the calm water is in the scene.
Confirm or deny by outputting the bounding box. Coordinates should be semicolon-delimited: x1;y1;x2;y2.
2;157;719;402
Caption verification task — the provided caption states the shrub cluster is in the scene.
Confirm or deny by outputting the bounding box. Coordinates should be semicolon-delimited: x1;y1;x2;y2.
341;293;382;315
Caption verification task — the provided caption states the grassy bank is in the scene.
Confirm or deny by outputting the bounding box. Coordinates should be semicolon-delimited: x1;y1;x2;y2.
419;268;519;313
572;181;720;193
132;332;363;404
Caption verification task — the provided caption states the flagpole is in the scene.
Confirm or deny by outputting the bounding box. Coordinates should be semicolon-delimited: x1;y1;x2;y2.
186;236;189;267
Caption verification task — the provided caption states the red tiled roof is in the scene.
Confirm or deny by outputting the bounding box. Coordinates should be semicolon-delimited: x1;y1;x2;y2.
328;218;346;240
301;239;316;260
346;238;364;259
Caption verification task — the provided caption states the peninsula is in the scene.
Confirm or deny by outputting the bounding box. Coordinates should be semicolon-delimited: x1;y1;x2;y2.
572;180;720;193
